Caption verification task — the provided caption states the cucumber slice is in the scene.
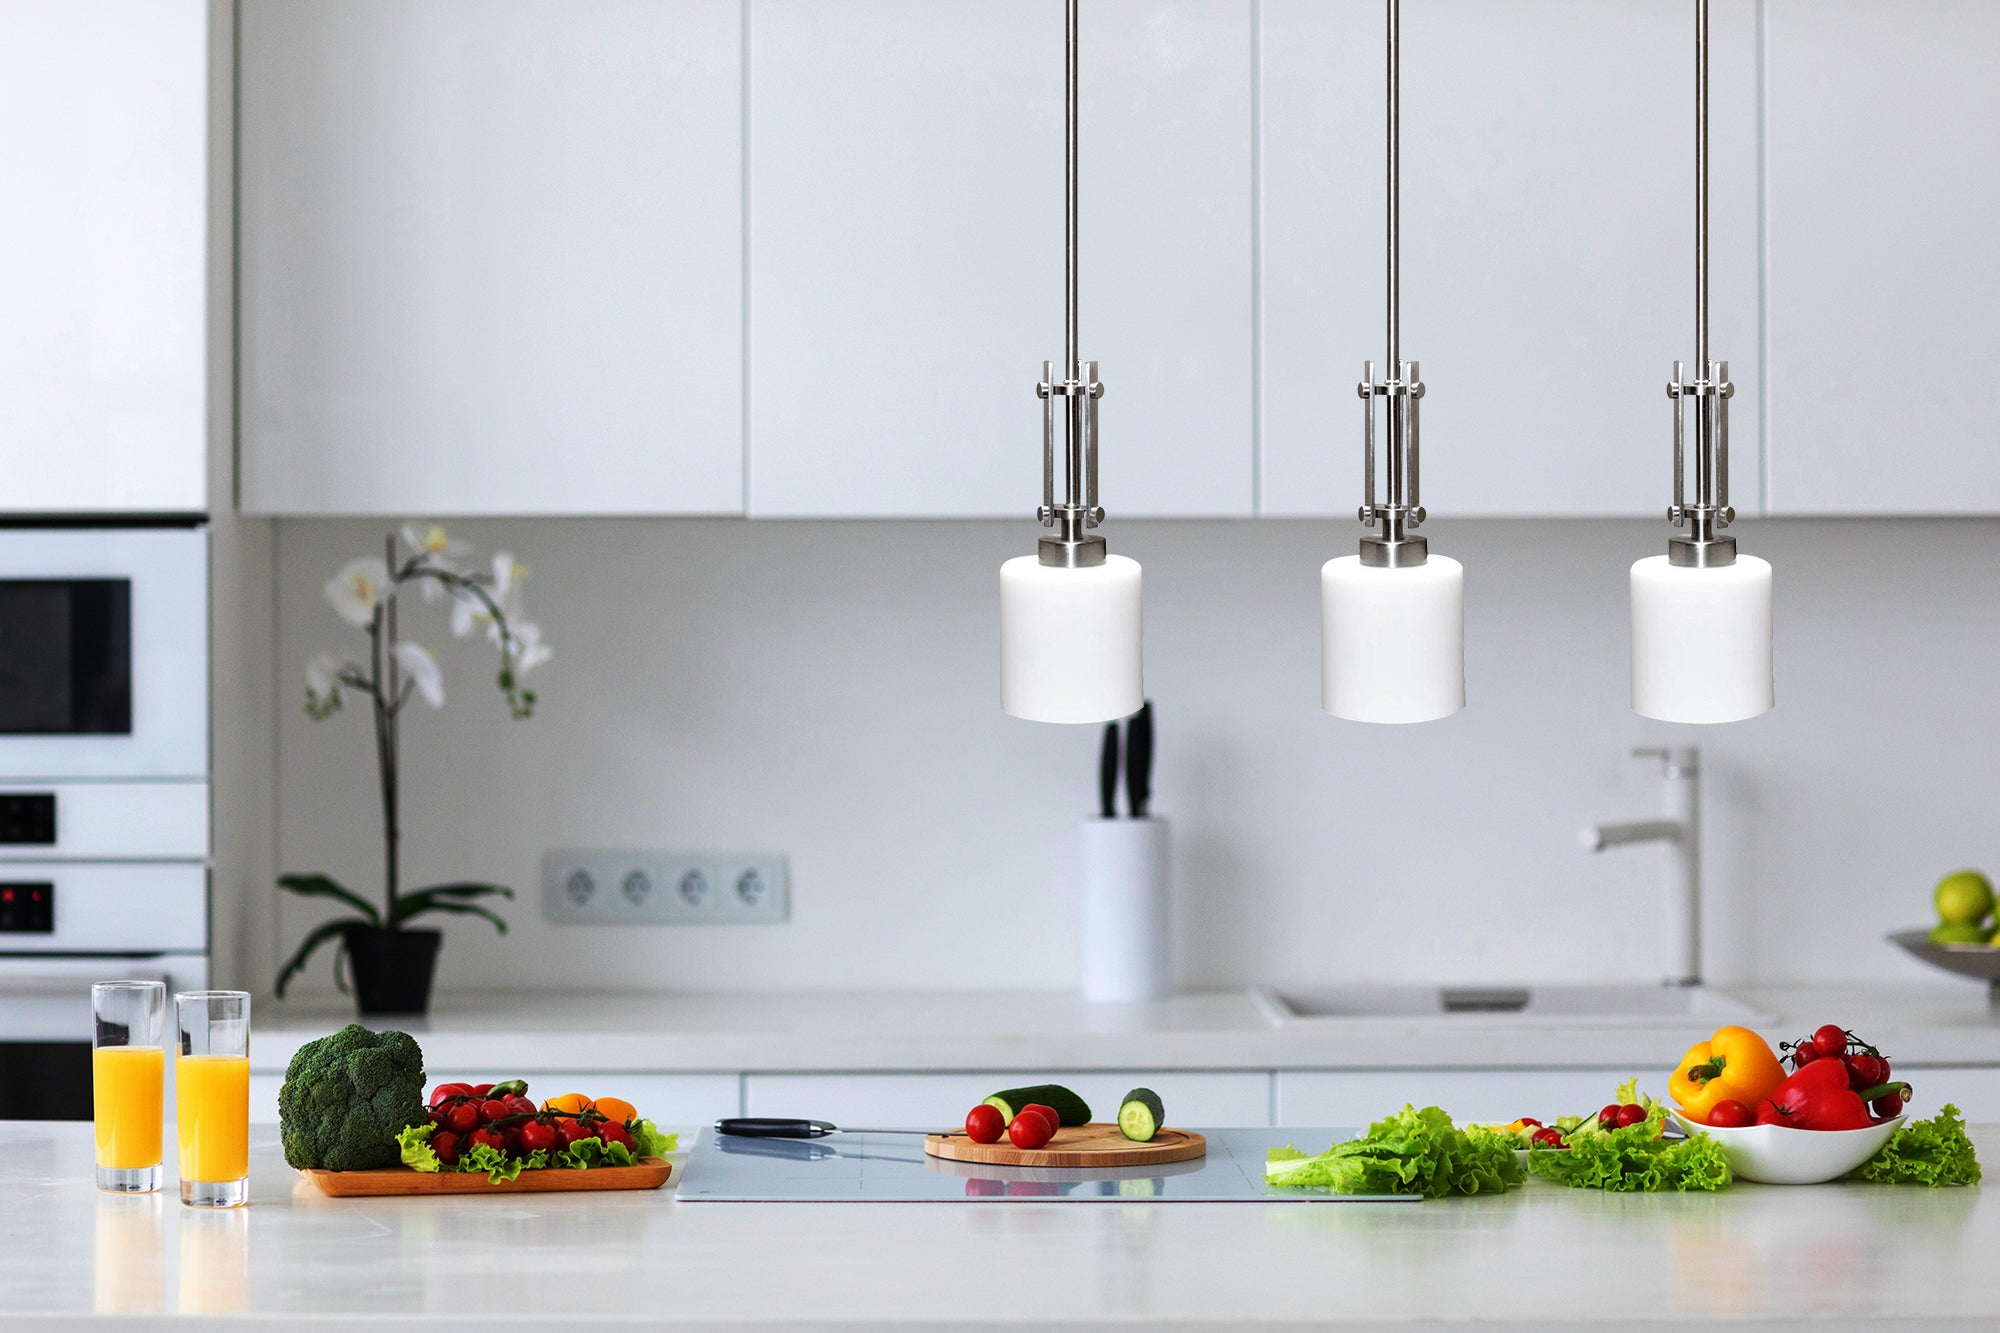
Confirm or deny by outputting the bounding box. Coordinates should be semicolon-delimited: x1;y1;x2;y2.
982;1084;1091;1127
1118;1088;1164;1142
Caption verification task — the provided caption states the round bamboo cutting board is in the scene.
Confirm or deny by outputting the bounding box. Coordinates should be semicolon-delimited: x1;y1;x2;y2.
925;1123;1205;1168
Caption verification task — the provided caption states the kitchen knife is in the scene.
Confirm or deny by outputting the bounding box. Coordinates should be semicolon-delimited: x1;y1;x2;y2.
1125;700;1152;818
714;1118;949;1139
1098;722;1120;819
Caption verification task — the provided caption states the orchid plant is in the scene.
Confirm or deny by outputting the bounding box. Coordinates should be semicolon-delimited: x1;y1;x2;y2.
275;525;553;998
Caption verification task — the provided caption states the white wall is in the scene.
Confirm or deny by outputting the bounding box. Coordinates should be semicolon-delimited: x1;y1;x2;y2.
243;515;1999;999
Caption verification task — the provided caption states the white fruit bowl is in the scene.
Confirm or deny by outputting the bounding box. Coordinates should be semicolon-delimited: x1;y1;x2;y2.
1670;1111;1905;1185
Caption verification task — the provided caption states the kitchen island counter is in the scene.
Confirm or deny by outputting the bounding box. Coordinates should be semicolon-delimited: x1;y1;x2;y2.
0;1121;1991;1330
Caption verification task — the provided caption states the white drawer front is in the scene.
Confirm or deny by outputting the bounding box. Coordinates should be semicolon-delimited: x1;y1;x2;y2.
0;783;206;861
744;1072;1271;1128
251;1071;739;1127
1276;1070;1635;1129
0;863;204;952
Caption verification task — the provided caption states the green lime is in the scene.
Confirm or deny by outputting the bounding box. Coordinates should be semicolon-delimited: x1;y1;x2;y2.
1930;921;1991;945
1934;870;1995;926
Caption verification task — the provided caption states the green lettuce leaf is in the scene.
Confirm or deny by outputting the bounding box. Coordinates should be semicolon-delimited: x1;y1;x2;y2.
1529;1121;1730;1192
1851;1104;1982;1187
461;1141;527;1184
396;1123;441;1173
1267;1105;1524;1198
558;1136;638;1170
630;1120;679;1159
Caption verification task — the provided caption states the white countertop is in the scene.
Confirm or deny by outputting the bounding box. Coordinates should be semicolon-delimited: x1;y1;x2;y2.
1;1120;1993;1329
249;984;2000;1074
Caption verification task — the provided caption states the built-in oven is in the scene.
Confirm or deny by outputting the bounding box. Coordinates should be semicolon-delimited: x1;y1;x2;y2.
0;525;209;1118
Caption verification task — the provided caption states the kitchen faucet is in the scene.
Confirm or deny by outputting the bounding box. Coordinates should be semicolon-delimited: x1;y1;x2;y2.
1580;746;1701;987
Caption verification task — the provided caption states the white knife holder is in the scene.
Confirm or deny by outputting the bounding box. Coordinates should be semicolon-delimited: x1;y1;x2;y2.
1079;816;1171;1003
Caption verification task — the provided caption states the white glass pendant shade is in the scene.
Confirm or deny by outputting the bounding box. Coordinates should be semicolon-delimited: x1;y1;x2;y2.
1000;554;1143;724
1630;554;1773;723
1320;554;1465;723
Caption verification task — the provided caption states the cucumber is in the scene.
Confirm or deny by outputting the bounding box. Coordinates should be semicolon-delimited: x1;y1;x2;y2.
982;1084;1091;1127
1117;1088;1164;1142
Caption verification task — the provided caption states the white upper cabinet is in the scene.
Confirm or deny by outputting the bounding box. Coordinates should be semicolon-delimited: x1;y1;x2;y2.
746;0;1254;518
1765;1;2000;513
239;0;743;516
1257;0;1761;518
0;0;208;514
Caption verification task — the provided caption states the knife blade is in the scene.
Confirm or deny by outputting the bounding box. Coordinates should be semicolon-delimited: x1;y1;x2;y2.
713;1118;952;1139
1125;700;1152;819
1098;721;1120;819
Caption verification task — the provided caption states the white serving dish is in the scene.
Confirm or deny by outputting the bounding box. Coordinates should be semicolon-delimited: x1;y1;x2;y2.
1669;1111;1905;1185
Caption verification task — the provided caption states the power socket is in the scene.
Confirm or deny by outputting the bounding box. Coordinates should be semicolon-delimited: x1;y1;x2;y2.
542;850;790;925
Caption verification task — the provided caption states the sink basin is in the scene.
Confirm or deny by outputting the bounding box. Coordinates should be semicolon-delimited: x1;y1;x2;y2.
1254;984;1772;1028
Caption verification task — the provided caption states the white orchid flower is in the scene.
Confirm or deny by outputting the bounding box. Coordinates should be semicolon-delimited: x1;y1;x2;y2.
508;621;554;673
325;558;391;628
402;524;471;600
305;653;344;699
392;641;445;709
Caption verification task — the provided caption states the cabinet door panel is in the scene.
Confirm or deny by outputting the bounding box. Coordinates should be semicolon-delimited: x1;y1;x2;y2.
1276;1069;1626;1128
747;0;1253;518
1765;0;2000;512
1258;0;1760;518
746;1071;1271;1127
0;0;207;512
240;0;743;515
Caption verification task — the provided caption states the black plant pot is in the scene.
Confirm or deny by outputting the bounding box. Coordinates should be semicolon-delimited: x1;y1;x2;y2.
344;927;442;1017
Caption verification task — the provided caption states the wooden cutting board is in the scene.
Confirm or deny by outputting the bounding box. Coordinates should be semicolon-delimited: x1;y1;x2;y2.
300;1157;672;1197
924;1123;1205;1168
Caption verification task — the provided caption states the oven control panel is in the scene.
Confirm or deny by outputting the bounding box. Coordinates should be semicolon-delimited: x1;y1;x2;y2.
0;883;52;933
0;794;55;844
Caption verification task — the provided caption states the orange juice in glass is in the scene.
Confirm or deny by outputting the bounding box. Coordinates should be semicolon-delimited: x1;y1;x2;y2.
91;981;166;1193
173;991;250;1208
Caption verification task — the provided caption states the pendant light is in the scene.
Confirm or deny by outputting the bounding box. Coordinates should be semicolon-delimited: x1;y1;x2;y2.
1320;0;1465;725
1000;0;1143;725
1629;0;1774;724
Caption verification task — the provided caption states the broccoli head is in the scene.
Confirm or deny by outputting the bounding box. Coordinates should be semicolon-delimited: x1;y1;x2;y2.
278;1024;427;1170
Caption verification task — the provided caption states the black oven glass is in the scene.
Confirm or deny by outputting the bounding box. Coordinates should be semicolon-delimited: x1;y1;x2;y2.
0;580;132;734
0;1043;91;1120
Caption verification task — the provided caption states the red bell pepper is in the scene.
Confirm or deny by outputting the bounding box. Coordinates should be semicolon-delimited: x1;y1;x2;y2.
1754;1056;1907;1130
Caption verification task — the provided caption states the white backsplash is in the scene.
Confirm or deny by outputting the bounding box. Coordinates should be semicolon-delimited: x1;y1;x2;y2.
250;515;1998;997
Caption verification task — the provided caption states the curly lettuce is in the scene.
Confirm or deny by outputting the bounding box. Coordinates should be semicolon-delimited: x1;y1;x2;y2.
1851;1104;1981;1187
1528;1120;1731;1192
1267;1105;1524;1198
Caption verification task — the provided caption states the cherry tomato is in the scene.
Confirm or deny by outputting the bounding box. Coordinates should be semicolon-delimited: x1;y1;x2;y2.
444;1102;480;1135
467;1126;507;1155
598;1120;635;1152
1020;1103;1062;1136
555;1117;597;1147
479;1098;510;1124
504;1094;537;1117
1875;1055;1892;1082
429;1082;472;1108
430;1129;461;1165
964;1104;1005;1144
1871;1092;1905;1119
1706;1100;1754;1128
1812;1024;1848;1059
1007;1111;1053;1150
501;1126;524;1156
1531;1127;1567;1149
1846;1053;1885;1089
1615;1103;1648;1128
1790;1039;1818;1067
519;1120;560;1154
1597;1103;1622;1128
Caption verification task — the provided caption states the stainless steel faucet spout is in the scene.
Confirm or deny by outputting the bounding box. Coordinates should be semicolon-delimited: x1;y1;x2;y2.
1584;746;1703;986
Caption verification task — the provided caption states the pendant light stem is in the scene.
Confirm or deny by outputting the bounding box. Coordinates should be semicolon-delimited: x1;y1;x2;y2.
1695;0;1709;374
1033;0;1105;568
1386;0;1399;373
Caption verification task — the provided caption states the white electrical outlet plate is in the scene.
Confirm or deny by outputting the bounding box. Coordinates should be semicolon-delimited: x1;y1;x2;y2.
542;850;790;925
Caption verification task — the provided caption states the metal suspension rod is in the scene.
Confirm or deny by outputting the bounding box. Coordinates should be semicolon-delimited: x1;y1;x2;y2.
1386;0;1399;372
1695;0;1709;374
1063;0;1081;512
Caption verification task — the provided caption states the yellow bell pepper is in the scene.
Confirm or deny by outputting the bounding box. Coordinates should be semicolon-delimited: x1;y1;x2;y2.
1668;1026;1787;1122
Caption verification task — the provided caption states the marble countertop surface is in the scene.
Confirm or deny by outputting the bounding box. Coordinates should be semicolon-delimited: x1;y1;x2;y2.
248;984;2000;1074
1;1121;1993;1329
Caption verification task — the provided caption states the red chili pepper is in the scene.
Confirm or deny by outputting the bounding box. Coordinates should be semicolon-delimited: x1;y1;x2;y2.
1753;1057;1907;1131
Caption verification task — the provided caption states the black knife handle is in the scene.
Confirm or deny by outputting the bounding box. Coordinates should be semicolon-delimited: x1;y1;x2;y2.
714;1118;836;1139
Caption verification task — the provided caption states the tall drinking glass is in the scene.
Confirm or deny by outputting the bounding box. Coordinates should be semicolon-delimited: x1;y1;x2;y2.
92;981;166;1193
174;991;250;1208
